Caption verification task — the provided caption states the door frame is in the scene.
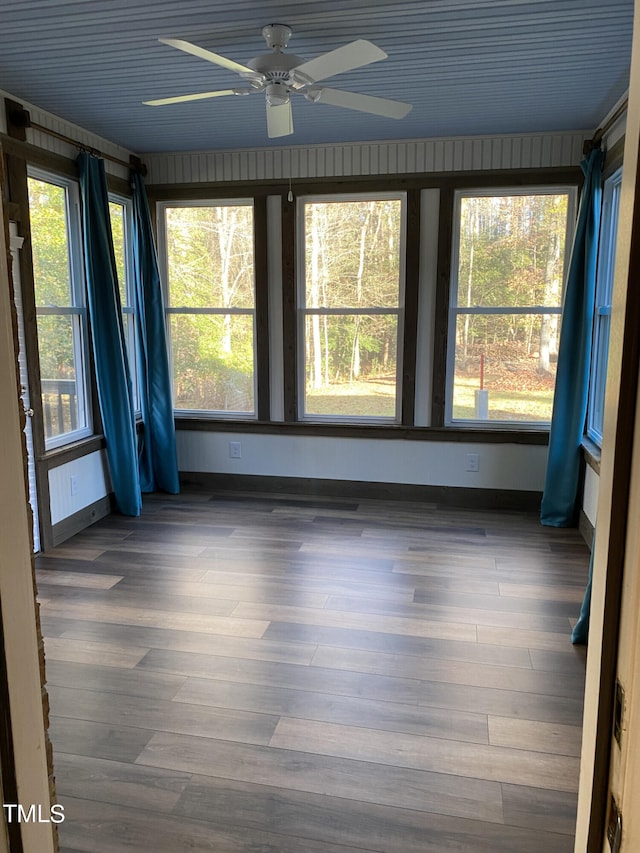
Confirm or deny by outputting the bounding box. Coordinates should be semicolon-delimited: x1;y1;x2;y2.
0;143;56;852
574;2;640;849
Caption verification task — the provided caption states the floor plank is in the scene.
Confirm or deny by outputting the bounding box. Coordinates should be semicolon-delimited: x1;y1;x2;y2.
43;637;149;668
488;715;583;757
231;600;479;641
137;648;423;705
48;717;154;763
173;677;490;742
36;569;123;589
47;684;280;745
42;599;269;637
501;782;579;836
173;773;572;853
263;620;533;667
42;617;317;665
310;645;584;697
268;716;581;792
53;753;191;812
136;731;504;822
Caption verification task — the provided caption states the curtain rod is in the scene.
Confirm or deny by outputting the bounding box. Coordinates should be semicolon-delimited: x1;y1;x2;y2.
5;101;145;174
585;97;629;154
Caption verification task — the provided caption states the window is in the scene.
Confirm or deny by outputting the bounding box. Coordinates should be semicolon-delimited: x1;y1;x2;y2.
160;202;256;415
108;195;139;411
587;167;622;445
447;189;574;426
298;194;405;421
28;172;92;448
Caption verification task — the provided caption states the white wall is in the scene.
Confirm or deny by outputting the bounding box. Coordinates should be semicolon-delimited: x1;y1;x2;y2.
48;450;110;527
583;464;600;527
177;431;548;493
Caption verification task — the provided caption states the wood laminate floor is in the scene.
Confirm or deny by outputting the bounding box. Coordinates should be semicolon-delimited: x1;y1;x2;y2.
36;490;590;853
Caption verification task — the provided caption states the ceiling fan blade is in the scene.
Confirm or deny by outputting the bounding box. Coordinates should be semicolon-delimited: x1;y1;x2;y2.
158;37;259;76
290;39;386;85
311;87;412;119
266;101;293;138
144;89;243;106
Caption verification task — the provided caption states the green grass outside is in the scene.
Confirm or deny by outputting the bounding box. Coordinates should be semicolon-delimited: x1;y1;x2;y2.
452;376;554;422
306;378;396;417
305;374;554;422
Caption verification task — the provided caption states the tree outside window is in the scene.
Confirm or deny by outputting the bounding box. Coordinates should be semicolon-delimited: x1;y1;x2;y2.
28;173;92;446
162;202;256;415
299;195;404;420
109;197;139;411
587;167;622;445
448;189;574;425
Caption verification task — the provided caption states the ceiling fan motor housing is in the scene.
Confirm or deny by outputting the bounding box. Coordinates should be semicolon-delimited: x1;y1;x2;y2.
261;23;292;50
245;50;303;82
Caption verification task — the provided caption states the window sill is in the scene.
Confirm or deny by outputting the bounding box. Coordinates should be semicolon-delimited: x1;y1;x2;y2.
42;420;143;469
174;417;550;445
581;435;602;475
41;433;107;469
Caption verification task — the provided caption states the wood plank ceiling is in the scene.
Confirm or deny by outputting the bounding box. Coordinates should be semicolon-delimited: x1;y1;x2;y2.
0;0;634;154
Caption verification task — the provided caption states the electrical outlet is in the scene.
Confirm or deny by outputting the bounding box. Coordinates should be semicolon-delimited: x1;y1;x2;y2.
69;474;79;496
229;441;242;459
466;453;480;472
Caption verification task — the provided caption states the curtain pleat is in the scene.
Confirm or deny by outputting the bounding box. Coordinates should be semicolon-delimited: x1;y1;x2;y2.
540;148;604;527
131;172;180;495
572;538;595;644
77;153;141;516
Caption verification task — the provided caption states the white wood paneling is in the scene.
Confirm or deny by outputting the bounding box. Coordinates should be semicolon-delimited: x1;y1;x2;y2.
583;465;600;527
144;131;588;185
48;451;110;526
0;87;133;181
176;430;549;492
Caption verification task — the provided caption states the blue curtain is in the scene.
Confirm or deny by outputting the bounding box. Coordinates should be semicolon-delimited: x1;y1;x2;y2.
541;148;604;527
77;153;141;516
131;172;180;495
572;538;595;645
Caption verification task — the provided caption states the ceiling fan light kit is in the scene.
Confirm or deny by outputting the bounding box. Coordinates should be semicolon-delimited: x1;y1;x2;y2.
265;82;289;107
145;23;412;138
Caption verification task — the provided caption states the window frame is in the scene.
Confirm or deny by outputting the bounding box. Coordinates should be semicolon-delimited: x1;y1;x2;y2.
108;193;140;414
445;185;577;429
296;191;407;424
157;198;258;419
587;166;622;446
27;167;93;450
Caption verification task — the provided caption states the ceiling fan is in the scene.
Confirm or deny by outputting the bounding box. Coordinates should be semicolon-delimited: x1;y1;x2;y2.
144;23;412;138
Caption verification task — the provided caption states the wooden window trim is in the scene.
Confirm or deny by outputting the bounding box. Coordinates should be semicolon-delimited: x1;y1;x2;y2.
173;416;549;445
